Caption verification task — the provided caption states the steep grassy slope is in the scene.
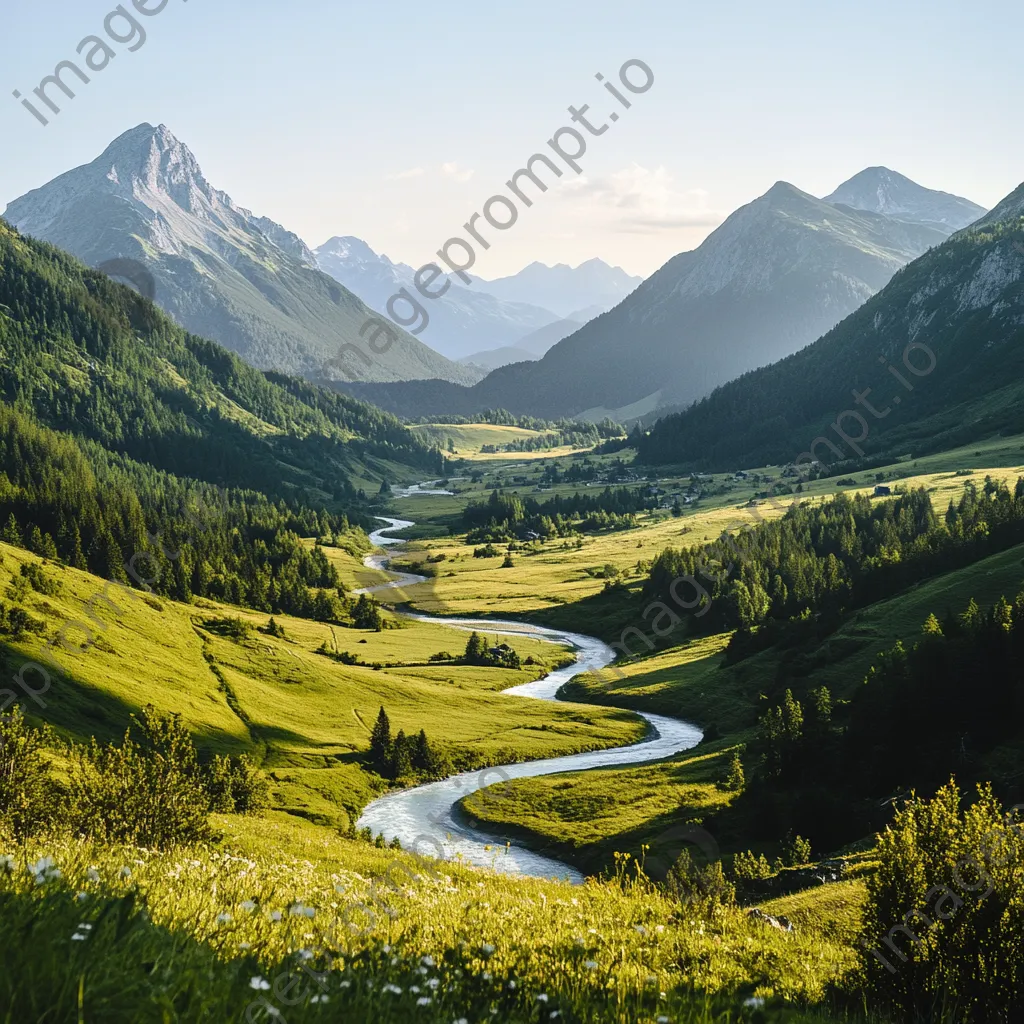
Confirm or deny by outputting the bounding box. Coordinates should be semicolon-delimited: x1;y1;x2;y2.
0;542;643;831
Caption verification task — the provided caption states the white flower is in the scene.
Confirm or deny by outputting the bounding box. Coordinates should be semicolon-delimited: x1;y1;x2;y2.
30;856;54;875
416;996;431;1006
482;971;492;981
507;981;516;990
119;866;132;879
481;943;495;955
656;1018;669;1023
297;949;313;962
743;997;765;1008
584;960;598;970
311;995;329;1004
216;913;232;925
240;900;257;913
410;985;420;994
270;911;282;922
454;1019;469;1024
0;854;15;872
537;993;549;1003
239;942;252;951
86;868;100;883
249;977;270;991
339;980;351;989
550;1014;561;1020
382;944;391;953
426;978;440;990
382;983;402;995
634;924;648;935
421;955;435;967
76;892;89;902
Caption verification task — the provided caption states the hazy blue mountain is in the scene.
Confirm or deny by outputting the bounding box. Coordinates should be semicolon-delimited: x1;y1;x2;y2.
315;236;560;360
824;166;986;230
345;177;960;420
473;259;643;318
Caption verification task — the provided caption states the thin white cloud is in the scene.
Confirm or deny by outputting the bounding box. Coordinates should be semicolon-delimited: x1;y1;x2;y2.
441;162;475;184
385;167;426;181
557;165;726;234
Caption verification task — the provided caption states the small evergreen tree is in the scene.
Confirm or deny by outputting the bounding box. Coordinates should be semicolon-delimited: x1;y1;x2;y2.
412;729;438;774
369;706;392;772
723;750;745;792
464;631;486;665
391;730;412;778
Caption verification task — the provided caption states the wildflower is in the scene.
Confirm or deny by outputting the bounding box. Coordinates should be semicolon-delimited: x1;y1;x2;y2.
454;1019;469;1024
426;979;440;990
311;995;329;1004
0;855;15;872
297;949;314;962
743;997;765;1009
216;913;232;925
86;867;100;883
657;1018;669;1024
382;983;402;995
270;911;283;922
634;924;647;935
507;981;516;990
421;955;435;967
584;960;598;970
249;977;271;991
240;900;257;913
482;971;492;980
416;996;431;1006
481;943;495;956
537;993;549;1003
119;866;132;879
239;942;252;951
550;1014;561;1020
410;986;421;994
76;892;89;902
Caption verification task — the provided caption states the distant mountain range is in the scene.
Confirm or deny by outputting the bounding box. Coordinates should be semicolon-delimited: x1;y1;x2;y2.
314;239;640;361
314;236;560;361
636;177;1024;469
343;168;986;420
1;124;476;385
471;261;642;319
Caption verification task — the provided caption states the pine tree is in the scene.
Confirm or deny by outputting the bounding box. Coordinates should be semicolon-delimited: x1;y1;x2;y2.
464;631;486;665
391;730;412;778
922;612;944;637
412;729;438;774
1;513;21;546
369;706;392;772
724;750;745;791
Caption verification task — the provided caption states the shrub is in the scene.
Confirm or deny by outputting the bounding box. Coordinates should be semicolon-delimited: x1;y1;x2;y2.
665;850;736;914
206;753;270;814
19;562;60;596
732;850;775;881
202;616;253;640
0;708;56;838
781;831;812;867
66;708;215;848
861;781;1024;1021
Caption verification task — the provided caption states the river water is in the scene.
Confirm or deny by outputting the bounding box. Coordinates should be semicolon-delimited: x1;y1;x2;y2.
354;516;702;883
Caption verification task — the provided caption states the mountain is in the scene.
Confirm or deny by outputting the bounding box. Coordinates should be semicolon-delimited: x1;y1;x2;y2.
314;235;560;360
0;217;442;505
637;180;1024;469
344;178;964;420
515;317;587;357
473;259;642;318
2;124;474;385
824;167;986;230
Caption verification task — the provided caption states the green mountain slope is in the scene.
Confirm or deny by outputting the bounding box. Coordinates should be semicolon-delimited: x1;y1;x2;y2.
637;182;1024;469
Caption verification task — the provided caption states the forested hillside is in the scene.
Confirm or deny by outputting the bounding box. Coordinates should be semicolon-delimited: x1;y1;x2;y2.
0;220;443;617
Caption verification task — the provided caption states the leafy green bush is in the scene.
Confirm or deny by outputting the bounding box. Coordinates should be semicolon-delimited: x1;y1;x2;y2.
0;708;56;838
67;709;216;848
733;850;776;881
205;754;270;815
861;781;1024;1021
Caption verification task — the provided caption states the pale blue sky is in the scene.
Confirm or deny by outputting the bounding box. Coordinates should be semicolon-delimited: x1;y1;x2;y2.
3;0;1020;277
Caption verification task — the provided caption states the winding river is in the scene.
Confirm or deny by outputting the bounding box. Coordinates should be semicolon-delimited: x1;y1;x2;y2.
355;515;703;884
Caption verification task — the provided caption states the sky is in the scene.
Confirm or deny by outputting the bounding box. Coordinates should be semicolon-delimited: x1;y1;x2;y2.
3;0;1023;279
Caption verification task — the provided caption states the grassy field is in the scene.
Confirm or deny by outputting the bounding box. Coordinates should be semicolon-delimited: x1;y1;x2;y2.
0;819;870;1023
409;422;592;462
0;541;644;832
